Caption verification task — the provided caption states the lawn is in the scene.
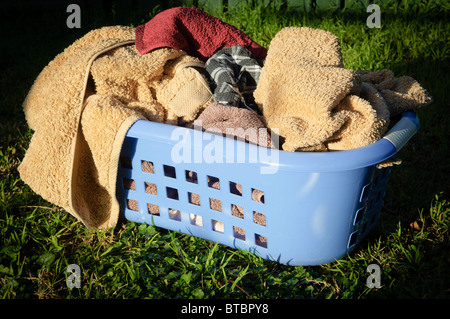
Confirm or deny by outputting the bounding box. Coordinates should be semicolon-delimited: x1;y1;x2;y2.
0;0;449;300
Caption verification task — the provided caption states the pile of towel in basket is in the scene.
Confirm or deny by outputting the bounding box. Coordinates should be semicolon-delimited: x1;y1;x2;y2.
18;7;432;229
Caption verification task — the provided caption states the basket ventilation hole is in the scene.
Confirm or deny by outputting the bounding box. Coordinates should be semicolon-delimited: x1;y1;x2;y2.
127;199;138;212
163;165;176;178
207;175;220;190
169;208;181;221
147;203;160;216
211;220;224;233
188;192;201;206
253;211;266;226
231;204;244;219
166;187;179;200
123;178;136;191
185;170;198;184
229;181;242;196
120;156;132;169
251;188;265;204
360;184;371;202
233;226;245;241
210;198;222;212
354;207;364;225
190;214;203;227
141;160;154;173
255;234;267;248
144;182;157;195
348;231;358;248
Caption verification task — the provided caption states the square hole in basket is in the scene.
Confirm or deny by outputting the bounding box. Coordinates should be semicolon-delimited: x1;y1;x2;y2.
163;165;176;178
188;192;201;206
166;187;179;200
144;182;157;195
231;204;244;219
123;178;136;191
207;175;220;190
169;208;181;221
147;203;160;216
127;199;138;212
212;220;224;233
251;188;265;204
360;184;371;202
120;156;132;169
141;160;154;173
348;231;358;248
255;234;268;248
229;181;242;196
253;211;266;226
354;207;364;225
209;198;222;212
233;226;245;241
185;170;198;184
190;214;203;227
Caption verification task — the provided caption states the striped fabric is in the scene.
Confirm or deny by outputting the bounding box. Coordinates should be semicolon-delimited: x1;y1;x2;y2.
204;45;264;111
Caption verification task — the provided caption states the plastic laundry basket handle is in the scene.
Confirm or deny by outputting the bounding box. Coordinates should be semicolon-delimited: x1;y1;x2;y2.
382;112;419;152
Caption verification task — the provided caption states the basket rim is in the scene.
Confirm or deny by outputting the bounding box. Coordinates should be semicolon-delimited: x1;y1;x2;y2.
124;112;419;173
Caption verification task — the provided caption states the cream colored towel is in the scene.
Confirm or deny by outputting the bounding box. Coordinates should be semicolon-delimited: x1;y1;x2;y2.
254;27;431;152
254;27;390;152
90;44;213;125
19;26;138;229
357;69;433;117
19;26;213;229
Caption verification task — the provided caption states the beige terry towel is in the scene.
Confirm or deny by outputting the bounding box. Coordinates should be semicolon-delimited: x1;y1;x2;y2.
357;69;433;117
254;27;431;152
19;26;138;229
254;27;390;152
90;44;213;125
18;26;213;229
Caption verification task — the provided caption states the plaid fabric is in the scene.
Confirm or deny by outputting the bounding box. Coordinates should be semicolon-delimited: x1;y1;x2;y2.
204;45;264;111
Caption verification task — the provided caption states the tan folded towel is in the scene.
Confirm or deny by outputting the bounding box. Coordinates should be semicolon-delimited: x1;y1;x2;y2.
357;69;433;117
254;27;431;152
254;27;380;152
90;44;213;124
19;26;138;229
19;26;213;229
326;82;390;150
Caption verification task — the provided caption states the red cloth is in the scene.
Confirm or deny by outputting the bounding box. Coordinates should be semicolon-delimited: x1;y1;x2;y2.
135;7;267;61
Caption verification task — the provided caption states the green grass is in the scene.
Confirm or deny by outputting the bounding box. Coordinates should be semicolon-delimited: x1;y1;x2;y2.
1;0;449;299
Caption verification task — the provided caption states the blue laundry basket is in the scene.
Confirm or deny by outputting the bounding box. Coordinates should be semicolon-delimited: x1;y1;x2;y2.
116;112;419;266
